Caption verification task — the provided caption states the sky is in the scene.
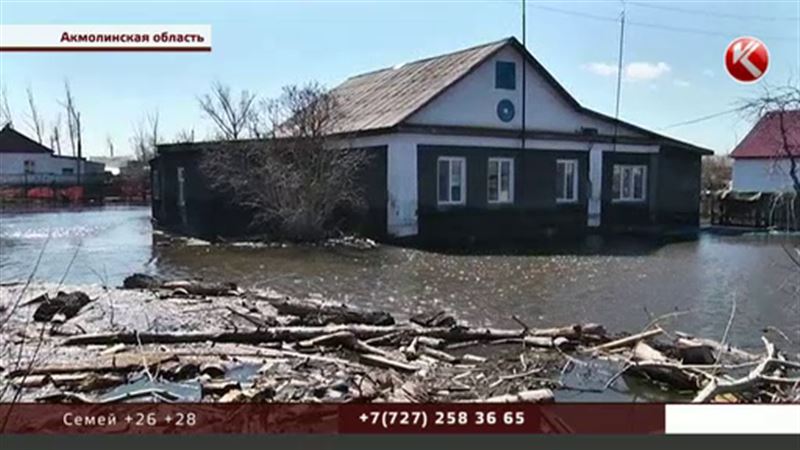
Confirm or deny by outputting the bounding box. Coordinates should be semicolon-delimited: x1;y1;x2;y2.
1;0;799;158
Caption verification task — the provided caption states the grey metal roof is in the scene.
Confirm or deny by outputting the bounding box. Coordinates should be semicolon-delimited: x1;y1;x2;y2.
328;38;510;134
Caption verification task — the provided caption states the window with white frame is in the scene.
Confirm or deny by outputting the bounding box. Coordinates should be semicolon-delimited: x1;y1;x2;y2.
556;159;578;203
488;157;514;203
23;160;35;174
437;157;466;205
612;165;647;202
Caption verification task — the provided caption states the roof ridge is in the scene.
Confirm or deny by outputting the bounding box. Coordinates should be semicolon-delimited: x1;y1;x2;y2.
344;36;516;81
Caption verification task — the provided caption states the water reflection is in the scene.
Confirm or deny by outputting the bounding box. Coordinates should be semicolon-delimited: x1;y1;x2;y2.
1;206;798;353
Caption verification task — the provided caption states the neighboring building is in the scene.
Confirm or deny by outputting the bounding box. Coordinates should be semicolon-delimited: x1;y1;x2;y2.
152;37;712;241
0;125;105;185
731;110;800;192
89;156;135;176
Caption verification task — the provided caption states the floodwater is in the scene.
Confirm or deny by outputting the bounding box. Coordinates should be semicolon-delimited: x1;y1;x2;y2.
1;205;799;354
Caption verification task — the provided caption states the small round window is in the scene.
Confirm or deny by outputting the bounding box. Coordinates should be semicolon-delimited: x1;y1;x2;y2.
497;99;515;122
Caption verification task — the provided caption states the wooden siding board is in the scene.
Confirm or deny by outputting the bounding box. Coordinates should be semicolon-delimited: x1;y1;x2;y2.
151;146;387;240
416;145;589;240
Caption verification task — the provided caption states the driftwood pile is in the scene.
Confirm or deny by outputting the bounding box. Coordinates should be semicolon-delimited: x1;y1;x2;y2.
2;273;799;404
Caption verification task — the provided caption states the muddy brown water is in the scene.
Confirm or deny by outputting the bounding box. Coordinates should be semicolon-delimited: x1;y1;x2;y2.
2;205;799;358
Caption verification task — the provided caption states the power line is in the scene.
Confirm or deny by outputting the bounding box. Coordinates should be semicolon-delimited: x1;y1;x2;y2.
629;1;800;22
658;107;744;130
530;4;797;42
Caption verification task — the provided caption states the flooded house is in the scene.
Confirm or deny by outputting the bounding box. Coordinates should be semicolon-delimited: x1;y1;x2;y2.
0;125;106;202
151;37;712;242
711;110;800;228
731;110;800;193
0;125;105;186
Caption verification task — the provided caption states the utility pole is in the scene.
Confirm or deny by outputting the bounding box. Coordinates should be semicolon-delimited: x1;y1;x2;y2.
521;0;527;151
612;2;626;152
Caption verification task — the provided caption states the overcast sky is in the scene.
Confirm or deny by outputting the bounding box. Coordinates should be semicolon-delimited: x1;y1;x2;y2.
1;0;799;157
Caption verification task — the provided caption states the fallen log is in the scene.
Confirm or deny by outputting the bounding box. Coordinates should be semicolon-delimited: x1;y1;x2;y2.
529;323;606;339
625;361;704;391
297;330;395;359
471;389;554;403
419;346;460;364
8;352;177;377
359;354;420;373
122;273;238;296
260;296;394;326
675;333;760;364
692;337;777;403
163;280;238;296
410;310;456;328
62;323;601;347
632;341;668;362
588;327;663;353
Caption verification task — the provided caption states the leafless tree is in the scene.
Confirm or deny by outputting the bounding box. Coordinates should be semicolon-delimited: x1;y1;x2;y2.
106;134;115;158
701;155;732;192
0;86;12;128
200;82;372;241
50;115;63;156
740;85;800;194
61;81;82;159
175;128;196;143
198;81;258;140
25;86;46;144
131;110;159;162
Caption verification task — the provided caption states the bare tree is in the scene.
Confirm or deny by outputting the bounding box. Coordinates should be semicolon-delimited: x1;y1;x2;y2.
50;115;63;156
106;135;115;158
25;86;46;144
0;86;12;128
61;81;82;159
175;128;196;143
131;110;159;162
198;81;258;140
200;82;372;241
701;155;732;192
740;85;800;194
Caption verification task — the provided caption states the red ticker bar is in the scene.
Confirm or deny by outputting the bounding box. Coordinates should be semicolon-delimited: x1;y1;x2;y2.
0;403;664;434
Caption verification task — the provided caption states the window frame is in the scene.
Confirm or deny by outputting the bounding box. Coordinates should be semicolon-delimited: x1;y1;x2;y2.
437;156;467;206
495;61;517;90
23;160;35;174
177;166;186;207
555;159;579;204
487;157;514;204
612;164;648;203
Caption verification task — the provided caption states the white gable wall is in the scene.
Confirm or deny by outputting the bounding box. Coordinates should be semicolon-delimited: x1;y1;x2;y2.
406;46;643;137
732;158;798;192
0;152;105;185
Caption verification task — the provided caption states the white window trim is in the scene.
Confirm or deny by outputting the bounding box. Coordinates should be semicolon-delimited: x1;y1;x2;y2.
556;159;579;204
177;166;186;207
612;164;648;203
437;156;467;206
488;157;514;204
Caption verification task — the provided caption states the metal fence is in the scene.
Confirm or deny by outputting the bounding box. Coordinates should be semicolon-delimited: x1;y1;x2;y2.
0;172;106;186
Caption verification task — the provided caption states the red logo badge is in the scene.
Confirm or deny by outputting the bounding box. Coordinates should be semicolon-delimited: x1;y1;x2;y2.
725;37;769;83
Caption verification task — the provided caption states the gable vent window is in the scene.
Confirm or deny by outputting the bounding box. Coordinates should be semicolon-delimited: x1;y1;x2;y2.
495;61;516;90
